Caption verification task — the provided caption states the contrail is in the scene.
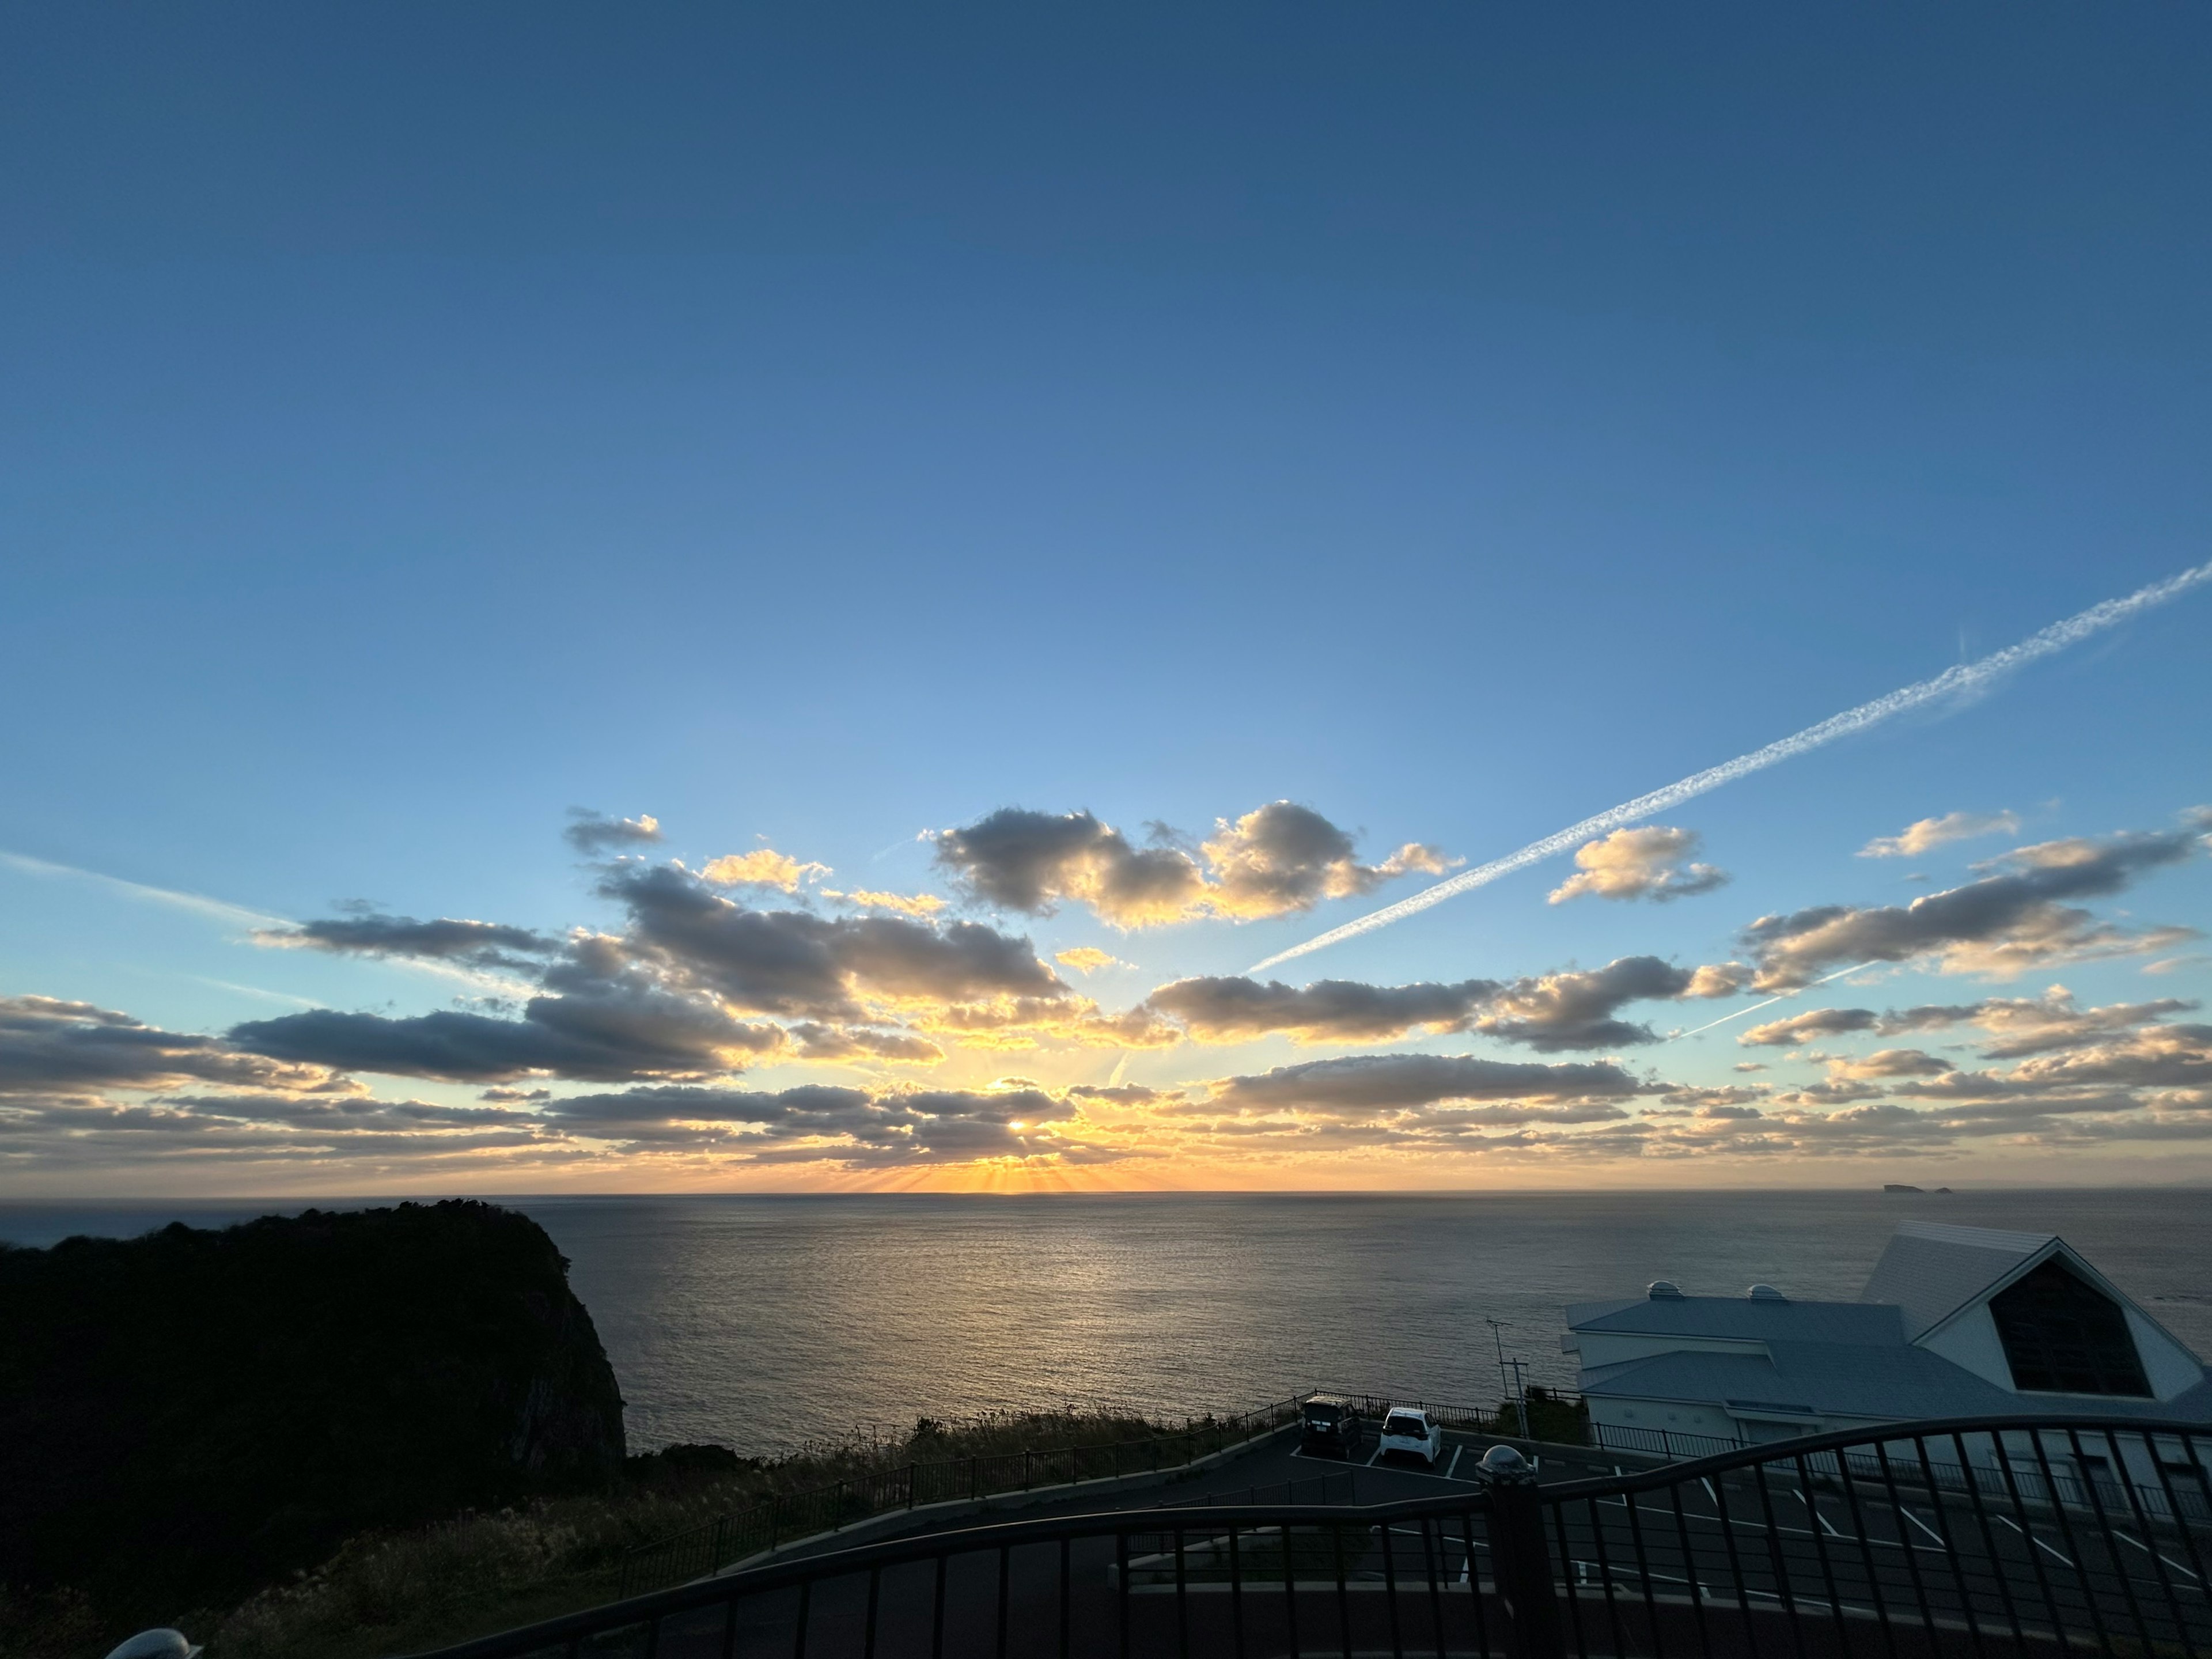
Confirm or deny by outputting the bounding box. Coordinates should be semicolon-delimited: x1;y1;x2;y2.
1250;558;2212;974
1666;961;1880;1041
0;848;287;929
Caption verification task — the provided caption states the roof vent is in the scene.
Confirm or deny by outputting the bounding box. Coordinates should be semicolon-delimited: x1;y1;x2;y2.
1647;1280;1685;1300
1748;1284;1787;1301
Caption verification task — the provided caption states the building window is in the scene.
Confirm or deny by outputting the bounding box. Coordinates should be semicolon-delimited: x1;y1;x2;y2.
1990;1259;2152;1397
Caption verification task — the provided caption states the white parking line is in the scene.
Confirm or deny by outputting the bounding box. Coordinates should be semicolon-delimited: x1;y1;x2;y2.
1900;1508;1946;1546
1794;1488;1844;1539
1995;1513;2075;1568
1446;1445;1464;1480
2111;1528;2203;1580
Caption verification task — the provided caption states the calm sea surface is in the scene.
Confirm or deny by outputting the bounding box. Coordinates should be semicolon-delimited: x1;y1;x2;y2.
5;1190;2207;1456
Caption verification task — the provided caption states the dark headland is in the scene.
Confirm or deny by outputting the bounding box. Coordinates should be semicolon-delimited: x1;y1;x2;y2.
0;1200;626;1644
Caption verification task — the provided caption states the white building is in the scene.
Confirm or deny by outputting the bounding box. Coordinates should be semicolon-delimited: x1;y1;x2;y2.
1563;1221;2212;1453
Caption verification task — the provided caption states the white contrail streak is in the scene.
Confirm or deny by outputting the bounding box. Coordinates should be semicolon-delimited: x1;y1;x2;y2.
1666;961;1880;1041
0;848;288;929
1250;558;2212;974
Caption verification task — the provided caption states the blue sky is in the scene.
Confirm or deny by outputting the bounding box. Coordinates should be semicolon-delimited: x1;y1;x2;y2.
3;5;2209;1192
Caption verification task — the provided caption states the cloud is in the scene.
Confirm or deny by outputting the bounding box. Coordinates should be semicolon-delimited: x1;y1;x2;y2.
1143;975;1498;1044
828;889;946;918
1199;802;1453;919
930;801;1450;928
1744;817;2209;989
1475;956;1743;1052
787;1024;946;1063
1066;1082;1183;1107
1547;827;1729;905
1827;1048;1956;1080
1738;1007;1880;1048
257;912;558;969
601;863;1067;1021
2146;955;2212;976
1055;947;1126;974
564;810;664;853
230;976;787;1084
537;1080;1095;1164
1874;986;2199;1059
0;995;349;1098
1205;1052;1650;1117
931;809;1207;926
701;848;831;892
1859;810;2021;859
480;1086;552;1103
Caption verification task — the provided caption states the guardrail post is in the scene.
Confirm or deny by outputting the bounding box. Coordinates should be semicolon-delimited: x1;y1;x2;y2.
908;1462;917;1509
1480;1446;1566;1659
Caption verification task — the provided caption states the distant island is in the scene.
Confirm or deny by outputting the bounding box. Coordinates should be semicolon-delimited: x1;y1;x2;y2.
1883;1184;1954;1193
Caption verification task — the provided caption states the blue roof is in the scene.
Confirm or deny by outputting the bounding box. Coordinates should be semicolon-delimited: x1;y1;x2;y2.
1582;1341;2212;1424
1859;1221;2054;1340
1567;1294;1906;1345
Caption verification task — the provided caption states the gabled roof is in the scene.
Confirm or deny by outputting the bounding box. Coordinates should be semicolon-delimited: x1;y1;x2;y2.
1567;1295;1906;1346
1859;1221;2055;1339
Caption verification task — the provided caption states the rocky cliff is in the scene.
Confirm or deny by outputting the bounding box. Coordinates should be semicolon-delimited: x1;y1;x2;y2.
0;1200;626;1620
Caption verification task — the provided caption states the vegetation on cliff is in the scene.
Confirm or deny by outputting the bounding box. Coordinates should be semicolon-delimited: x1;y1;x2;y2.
0;1200;625;1652
206;1408;1189;1658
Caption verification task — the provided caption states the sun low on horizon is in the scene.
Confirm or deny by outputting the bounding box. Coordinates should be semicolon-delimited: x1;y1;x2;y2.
3;7;2211;1201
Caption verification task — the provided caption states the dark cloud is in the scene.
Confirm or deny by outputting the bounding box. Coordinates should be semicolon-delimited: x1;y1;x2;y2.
788;1024;946;1063
1475;956;1740;1052
931;808;1207;926
1875;988;2200;1059
1743;821;2208;989
1207;1052;1649;1117
603;864;1066;1019
930;801;1448;927
230;979;786;1083
1143;975;1499;1044
0;996;346;1097
540;1081;1084;1162
564;810;664;853
1737;1007;1879;1048
1198;802;1449;919
259;912;558;968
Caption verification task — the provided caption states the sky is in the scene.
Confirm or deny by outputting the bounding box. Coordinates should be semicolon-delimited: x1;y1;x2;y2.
2;4;2210;1195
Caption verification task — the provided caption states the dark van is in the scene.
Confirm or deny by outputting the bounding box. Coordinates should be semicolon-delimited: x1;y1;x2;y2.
1298;1395;1363;1457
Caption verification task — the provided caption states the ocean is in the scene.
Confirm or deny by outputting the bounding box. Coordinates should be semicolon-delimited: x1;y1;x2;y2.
4;1188;2207;1456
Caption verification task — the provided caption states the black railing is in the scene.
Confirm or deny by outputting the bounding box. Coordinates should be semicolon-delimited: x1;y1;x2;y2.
619;1397;1317;1597
400;1415;2212;1658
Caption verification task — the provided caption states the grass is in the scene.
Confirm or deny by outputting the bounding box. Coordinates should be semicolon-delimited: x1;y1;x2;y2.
11;1396;1585;1658
168;1408;1223;1659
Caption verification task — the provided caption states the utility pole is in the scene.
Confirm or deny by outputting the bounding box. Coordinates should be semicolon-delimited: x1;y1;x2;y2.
1485;1318;1525;1436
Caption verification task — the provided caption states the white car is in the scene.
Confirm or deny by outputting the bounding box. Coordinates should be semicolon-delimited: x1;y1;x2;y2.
1376;1406;1444;1467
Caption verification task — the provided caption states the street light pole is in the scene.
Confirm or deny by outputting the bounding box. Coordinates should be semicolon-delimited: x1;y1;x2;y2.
1484;1317;1525;1436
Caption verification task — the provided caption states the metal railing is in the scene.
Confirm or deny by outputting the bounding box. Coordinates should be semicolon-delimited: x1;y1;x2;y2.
1594;1423;1752;1461
618;1398;1316;1597
399;1414;2212;1658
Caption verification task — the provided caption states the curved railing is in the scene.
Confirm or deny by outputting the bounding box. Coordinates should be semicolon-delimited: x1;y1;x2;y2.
399;1414;2212;1658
